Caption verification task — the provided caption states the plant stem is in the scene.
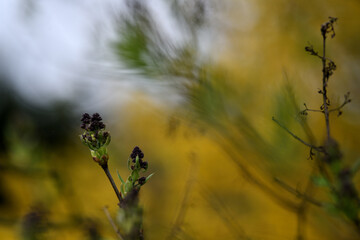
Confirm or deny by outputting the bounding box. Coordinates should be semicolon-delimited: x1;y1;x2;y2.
103;206;124;240
272;117;323;152
322;35;331;139
102;164;123;204
274;178;322;207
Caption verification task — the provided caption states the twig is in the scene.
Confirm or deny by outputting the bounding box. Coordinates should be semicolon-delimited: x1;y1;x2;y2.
304;109;323;113
166;153;198;240
329;92;351;114
201;186;250;240
272;117;323;152
102;164;124;205
301;103;323;114
216;132;298;211
321;24;331;139
274;178;323;207
296;168;317;240
103;206;124;240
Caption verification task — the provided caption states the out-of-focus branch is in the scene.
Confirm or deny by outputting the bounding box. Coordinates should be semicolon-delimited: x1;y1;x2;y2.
274;178;322;207
103;206;124;240
272;117;323;152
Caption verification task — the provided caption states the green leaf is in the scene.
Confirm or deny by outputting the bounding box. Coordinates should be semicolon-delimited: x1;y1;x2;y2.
104;134;111;146
127;157;132;170
145;173;155;182
120;184;125;196
131;170;139;182
117;170;125;184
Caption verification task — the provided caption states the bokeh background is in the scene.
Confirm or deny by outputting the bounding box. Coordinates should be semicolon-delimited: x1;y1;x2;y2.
1;0;360;239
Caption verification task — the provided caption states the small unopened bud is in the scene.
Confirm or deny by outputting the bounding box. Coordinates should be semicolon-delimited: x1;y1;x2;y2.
138;177;146;185
141;161;148;170
101;154;109;162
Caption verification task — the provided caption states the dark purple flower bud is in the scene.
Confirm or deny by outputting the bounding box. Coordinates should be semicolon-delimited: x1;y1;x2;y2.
141;161;148;170
138;177;146;185
98;122;105;129
130;146;144;160
89;123;96;131
81;113;91;124
103;132;109;139
91;113;102;122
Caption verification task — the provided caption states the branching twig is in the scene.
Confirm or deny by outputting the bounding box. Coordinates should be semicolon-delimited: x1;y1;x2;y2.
301;103;323;115
167;153;198;240
215;128;298;210
201;186;250;240
274;178;323;207
295;168;317;240
320;17;338;139
272;117;323;152
103;206;124;240
305;44;322;59
328;92;351;116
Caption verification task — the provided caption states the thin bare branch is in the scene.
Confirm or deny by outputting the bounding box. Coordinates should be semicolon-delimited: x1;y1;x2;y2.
274;178;323;207
103;206;124;240
167;153;198;240
296;168;318;240
329;92;351;114
214;128;299;211
272;117;323;152
305;109;323;113
201;186;250;240
321;21;331;139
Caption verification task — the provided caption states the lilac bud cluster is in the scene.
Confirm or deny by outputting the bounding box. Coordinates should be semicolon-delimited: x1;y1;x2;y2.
81;113;106;132
80;113;110;150
130;146;148;170
80;113;111;166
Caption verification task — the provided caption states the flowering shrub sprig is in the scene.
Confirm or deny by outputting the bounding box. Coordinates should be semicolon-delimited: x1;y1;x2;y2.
80;113;153;239
80;113;111;167
273;17;360;233
118;146;154;199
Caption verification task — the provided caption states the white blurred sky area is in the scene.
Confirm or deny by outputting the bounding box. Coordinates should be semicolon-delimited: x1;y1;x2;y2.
0;0;132;108
0;0;246;109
